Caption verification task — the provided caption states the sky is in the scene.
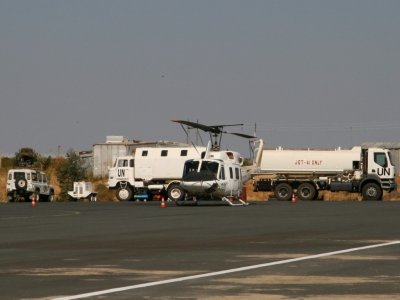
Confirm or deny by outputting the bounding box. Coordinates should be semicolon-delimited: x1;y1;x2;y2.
1;0;400;156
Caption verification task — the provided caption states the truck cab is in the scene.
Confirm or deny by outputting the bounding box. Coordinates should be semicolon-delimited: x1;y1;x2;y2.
363;148;396;196
107;156;141;200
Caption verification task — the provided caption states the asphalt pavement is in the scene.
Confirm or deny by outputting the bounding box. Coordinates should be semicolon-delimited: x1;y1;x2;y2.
0;200;399;299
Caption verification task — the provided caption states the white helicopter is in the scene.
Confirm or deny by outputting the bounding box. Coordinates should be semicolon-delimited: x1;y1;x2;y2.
170;120;264;206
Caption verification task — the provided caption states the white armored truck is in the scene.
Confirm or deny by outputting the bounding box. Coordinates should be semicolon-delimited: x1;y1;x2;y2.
108;145;206;201
253;146;396;201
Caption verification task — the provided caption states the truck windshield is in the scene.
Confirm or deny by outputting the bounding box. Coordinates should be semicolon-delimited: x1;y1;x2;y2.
117;159;129;167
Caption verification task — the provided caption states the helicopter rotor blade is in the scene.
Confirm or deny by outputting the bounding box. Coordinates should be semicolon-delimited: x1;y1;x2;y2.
171;120;221;134
172;120;255;144
227;132;257;139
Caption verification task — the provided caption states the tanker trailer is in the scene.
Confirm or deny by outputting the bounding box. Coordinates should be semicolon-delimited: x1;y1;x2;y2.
253;146;396;201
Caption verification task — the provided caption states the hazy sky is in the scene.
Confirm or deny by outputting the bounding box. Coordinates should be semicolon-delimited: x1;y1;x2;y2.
1;0;400;155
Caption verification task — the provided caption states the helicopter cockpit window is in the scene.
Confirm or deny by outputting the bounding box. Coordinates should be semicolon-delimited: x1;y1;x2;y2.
183;160;199;175
200;161;219;178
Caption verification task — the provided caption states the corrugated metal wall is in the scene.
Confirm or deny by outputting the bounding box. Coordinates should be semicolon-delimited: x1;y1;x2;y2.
93;144;134;177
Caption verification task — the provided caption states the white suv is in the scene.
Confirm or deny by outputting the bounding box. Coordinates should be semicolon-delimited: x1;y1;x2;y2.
7;169;55;202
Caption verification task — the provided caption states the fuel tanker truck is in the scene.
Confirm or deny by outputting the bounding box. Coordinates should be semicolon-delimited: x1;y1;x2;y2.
253;146;396;201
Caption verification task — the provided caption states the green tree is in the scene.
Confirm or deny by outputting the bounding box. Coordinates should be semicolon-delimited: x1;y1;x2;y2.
15;148;38;167
55;149;86;201
12;148;52;170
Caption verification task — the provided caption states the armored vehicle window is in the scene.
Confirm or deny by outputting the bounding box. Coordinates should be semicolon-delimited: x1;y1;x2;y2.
42;174;48;183
374;153;387;168
142;150;148;157
180;150;188;156
161;150;168;157
130;159;134;167
118;159;128;167
37;173;43;182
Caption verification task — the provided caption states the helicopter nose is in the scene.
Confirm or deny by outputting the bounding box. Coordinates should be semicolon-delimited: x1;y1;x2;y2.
181;180;218;194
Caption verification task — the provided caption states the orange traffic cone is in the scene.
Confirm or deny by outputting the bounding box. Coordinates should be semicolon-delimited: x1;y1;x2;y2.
161;196;166;208
31;194;37;207
291;193;296;203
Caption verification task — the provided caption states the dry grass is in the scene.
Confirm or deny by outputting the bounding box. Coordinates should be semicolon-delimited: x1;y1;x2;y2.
0;168;7;202
92;178;117;202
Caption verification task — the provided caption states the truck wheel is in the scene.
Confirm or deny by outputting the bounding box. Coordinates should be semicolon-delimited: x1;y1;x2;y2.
297;183;316;201
274;183;293;201
167;184;185;203
116;186;133;201
362;183;382;201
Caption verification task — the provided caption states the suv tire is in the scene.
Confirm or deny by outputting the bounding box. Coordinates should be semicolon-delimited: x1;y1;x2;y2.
16;179;27;190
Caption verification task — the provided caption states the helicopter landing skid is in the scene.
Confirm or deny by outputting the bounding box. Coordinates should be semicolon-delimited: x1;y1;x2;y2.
222;197;249;206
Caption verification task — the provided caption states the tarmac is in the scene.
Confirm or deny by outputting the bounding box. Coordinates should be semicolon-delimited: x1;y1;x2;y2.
0;200;399;299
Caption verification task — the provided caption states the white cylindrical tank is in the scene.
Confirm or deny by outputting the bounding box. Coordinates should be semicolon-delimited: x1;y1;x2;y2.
260;146;362;174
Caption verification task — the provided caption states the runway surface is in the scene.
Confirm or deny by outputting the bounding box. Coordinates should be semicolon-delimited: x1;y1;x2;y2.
0;201;399;299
